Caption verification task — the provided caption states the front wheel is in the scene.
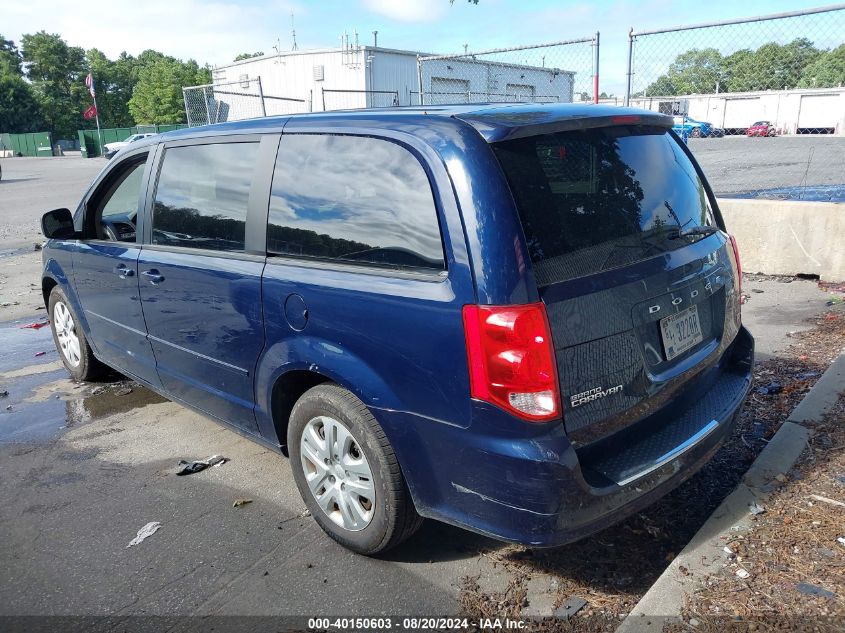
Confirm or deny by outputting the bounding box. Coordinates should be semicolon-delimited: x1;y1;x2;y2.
49;286;106;381
288;384;422;555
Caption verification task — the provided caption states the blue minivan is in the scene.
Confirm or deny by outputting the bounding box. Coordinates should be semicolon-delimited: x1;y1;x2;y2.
40;104;753;554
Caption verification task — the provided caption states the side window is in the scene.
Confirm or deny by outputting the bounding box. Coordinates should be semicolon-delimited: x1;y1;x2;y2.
267;134;445;271
90;157;147;242
152;142;259;252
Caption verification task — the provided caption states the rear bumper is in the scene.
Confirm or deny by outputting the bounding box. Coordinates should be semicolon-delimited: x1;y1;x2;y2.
377;326;753;546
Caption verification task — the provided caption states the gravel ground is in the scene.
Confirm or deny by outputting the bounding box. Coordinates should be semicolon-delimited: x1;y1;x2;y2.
673;393;845;632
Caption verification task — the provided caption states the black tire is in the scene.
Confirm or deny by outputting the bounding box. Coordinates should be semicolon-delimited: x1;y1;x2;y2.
48;286;106;381
690;127;701;138
288;383;422;555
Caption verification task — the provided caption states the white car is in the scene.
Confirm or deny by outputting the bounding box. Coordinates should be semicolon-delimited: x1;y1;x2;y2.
103;133;157;158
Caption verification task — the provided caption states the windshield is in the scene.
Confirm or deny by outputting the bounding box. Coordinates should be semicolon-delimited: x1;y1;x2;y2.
492;125;717;286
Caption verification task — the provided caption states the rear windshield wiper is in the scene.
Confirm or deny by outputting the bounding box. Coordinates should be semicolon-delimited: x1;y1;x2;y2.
669;225;720;240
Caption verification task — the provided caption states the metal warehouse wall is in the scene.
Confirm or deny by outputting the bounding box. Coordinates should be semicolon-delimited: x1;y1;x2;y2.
420;58;574;104
213;49;368;113
367;50;423;106
630;87;845;134
212;46;576;112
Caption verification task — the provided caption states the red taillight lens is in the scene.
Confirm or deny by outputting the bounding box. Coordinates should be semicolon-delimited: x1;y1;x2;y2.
611;115;641;125
462;303;560;422
729;234;742;294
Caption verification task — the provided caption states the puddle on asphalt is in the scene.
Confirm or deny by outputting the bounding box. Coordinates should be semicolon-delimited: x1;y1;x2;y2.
0;318;56;373
0;247;33;259
0;320;167;442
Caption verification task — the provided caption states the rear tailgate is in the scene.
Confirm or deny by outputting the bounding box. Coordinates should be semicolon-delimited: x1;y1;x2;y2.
490;120;743;449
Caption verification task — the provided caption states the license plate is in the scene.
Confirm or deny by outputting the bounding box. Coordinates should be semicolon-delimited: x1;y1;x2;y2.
660;305;703;361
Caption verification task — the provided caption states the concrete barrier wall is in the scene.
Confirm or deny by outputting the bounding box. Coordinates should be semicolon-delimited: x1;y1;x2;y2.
718;198;845;281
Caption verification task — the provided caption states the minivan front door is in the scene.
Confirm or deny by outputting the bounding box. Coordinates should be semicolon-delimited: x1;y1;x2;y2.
72;151;160;385
138;139;268;431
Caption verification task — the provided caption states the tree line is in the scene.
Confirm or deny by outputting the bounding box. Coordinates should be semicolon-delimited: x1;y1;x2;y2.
643;38;845;97
0;31;210;140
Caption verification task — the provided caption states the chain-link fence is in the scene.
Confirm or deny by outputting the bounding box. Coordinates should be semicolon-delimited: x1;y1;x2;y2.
183;78;309;127
321;89;400;111
625;4;845;201
417;36;599;106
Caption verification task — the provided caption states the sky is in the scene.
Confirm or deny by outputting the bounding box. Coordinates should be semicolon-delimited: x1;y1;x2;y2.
3;0;837;96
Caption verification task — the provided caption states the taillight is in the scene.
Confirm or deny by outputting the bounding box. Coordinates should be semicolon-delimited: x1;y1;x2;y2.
462;303;560;422
729;233;742;294
611;115;641;125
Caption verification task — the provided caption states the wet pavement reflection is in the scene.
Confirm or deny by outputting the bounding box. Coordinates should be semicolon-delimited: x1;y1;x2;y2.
0;320;166;443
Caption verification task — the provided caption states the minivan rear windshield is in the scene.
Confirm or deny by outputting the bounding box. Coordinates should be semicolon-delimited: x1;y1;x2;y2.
492;126;716;286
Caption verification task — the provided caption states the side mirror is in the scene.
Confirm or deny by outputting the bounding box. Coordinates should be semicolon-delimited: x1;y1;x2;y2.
41;208;77;240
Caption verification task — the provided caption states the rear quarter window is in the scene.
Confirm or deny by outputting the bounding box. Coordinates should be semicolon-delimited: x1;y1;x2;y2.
267;134;445;272
493;126;716;285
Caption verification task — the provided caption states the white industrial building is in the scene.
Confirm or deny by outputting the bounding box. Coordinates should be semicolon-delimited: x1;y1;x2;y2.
629;87;845;135
205;40;575;120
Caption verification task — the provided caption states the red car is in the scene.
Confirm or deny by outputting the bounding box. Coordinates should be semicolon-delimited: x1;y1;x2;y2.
747;120;776;137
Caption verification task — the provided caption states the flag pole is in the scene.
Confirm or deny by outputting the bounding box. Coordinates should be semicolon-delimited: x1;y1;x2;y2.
91;85;103;156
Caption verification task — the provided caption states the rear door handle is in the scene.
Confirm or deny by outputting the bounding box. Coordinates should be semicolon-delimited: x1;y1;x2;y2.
113;264;135;279
142;269;165;284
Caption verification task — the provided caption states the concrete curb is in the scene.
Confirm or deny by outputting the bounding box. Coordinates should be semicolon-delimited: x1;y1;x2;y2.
616;350;845;633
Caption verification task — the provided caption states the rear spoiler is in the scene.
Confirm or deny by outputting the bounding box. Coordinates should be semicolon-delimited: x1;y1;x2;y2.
455;110;674;143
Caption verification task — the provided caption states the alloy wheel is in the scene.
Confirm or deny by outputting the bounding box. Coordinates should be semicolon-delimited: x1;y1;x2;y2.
53;301;81;368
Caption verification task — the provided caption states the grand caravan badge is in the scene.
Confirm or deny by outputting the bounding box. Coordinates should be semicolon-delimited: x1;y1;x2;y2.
570;384;623;408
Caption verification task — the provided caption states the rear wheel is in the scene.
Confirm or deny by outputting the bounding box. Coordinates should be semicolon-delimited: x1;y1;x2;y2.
49;286;106;381
288;383;422;554
690;127;701;138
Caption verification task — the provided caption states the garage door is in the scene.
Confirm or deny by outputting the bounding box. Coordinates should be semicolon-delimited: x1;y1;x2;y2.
506;83;535;102
430;77;469;104
798;94;840;130
723;98;762;129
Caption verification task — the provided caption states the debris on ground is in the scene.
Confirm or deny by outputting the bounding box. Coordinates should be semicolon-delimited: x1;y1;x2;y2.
113;387;132;396
555;596;588;619
748;502;766;515
34;351;46;357
735;568;750;579
0;390;8;398
18;320;49;329
795;582;837;599
818;280;845;294
677;395;845;627
126;521;162;548
176;455;227;476
233;498;253;508
756;381;782;395
809;494;845;508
